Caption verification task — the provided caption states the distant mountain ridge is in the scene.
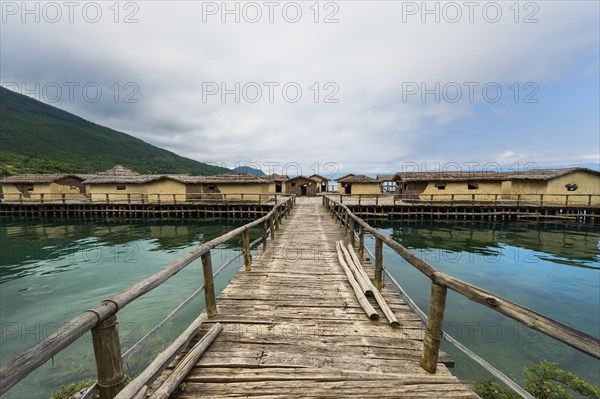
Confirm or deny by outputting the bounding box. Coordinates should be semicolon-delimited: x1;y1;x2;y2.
0;86;229;175
232;166;265;176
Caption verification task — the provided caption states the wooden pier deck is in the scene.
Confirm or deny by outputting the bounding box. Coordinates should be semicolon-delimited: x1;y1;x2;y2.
158;197;475;398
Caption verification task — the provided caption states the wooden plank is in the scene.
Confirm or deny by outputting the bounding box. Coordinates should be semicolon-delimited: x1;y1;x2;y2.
138;197;472;398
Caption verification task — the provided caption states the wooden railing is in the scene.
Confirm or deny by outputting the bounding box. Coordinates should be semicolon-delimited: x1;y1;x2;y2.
0;196;296;398
333;193;600;207
323;196;600;374
0;192;284;204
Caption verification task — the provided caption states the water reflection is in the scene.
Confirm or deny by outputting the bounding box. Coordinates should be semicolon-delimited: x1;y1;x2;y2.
0;218;253;284
365;219;600;388
369;220;600;269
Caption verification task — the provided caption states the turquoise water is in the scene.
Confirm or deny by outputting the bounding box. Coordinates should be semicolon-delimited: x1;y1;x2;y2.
366;220;600;390
0;218;262;399
1;218;598;398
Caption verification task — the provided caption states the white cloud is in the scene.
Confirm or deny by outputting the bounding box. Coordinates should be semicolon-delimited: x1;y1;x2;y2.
1;1;598;174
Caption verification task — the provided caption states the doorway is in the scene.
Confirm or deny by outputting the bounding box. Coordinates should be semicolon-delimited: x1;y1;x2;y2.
275;183;282;193
301;185;307;196
345;184;352;195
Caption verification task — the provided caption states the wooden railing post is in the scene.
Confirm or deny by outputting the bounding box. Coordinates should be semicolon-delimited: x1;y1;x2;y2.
374;238;383;290
420;282;447;373
340;194;343;204
61;193;66;204
40;193;44;204
201;252;217;317
262;222;268;250
173;194;177;205
358;225;365;261
242;229;252;271
516;194;521;206
540;194;544;206
565;195;569;207
358;195;362;205
270;216;275;240
589;195;592;206
91;315;126;399
375;195;379;206
349;218;355;247
19;193;23;204
105;193;109;204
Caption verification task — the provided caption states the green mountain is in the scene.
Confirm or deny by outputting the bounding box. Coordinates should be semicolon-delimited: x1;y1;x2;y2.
0;86;229;175
232;166;265;176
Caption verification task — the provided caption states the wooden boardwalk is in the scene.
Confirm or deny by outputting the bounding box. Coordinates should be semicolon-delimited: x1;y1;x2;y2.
161;197;475;398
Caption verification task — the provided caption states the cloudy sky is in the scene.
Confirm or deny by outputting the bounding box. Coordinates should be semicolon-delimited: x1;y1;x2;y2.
1;1;599;176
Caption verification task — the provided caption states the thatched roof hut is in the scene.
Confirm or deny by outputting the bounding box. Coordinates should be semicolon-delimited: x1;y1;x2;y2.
393;167;600;182
263;174;289;182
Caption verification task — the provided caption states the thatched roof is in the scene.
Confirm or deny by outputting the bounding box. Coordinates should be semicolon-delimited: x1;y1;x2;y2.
336;173;355;181
393;168;600;182
1;174;95;184
287;175;316;184
377;174;395;182
199;173;269;184
309;174;330;182
82;166;155;184
263;173;289;182
337;175;379;183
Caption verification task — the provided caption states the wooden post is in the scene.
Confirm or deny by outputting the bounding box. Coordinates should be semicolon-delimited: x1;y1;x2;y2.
106;193;109;204
173;194;177;205
358;195;362;205
19;193;23;204
420;283;447;373
242;229;252;271
40;193;44;205
127;194;131;204
241;193;244;202
374;238;383;290
270;216;275;240
340;194;343;204
589;195;592;206
349;218;355;247
157;193;161;205
91;315;126;399
262;222;268;250
61;193;66;204
201;252;217;317
375;196;379;206
358;225;365;262
517;194;521;206
565;195;569;207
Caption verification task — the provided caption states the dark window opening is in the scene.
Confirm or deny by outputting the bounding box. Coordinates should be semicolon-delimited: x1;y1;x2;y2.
436;184;446;190
467;183;479;190
116;185;127;190
26;185;34;191
291;183;296;187
566;183;578;191
208;185;216;190
275;183;282;193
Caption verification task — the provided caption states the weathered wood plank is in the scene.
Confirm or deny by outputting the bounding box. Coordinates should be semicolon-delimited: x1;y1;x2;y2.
146;198;471;398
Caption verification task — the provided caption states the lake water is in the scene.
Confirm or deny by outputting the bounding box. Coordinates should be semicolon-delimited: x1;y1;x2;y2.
0;218;262;399
0;218;598;398
366;219;600;390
